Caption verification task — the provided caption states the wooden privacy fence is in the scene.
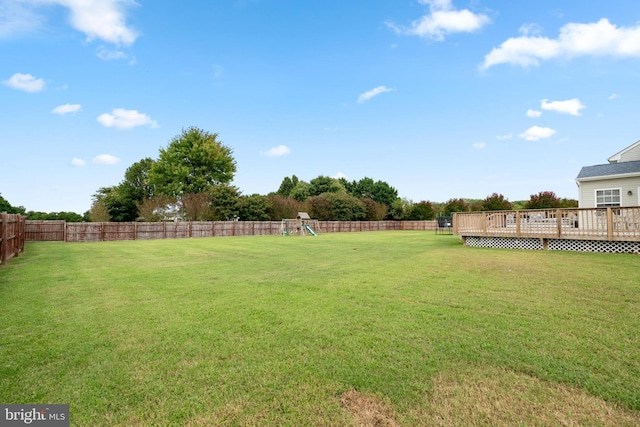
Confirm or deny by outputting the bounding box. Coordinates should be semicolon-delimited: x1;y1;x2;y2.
25;220;437;242
1;212;26;266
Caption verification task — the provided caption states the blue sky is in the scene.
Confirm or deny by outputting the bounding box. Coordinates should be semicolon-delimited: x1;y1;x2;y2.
2;0;640;213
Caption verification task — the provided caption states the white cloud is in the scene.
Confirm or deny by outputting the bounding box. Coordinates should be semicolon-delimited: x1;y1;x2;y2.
608;93;620;100
263;145;291;158
526;109;542;118
49;0;138;45
357;86;393;103
497;134;513;140
519;23;543;37
52;103;81;114
540;98;585;116
71;158;86;166
93;154;121;165
473;142;486;149
0;1;45;37
519;126;556;141
97;108;158;129
482;18;640;69
387;0;490;41
2;73;45;92
96;46;129;61
2;0;138;46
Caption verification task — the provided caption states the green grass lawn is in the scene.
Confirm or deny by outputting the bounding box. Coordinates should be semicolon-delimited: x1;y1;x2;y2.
1;231;639;426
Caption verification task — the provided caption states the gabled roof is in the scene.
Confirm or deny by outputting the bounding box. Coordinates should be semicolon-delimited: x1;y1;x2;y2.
576;160;640;180
608;139;640;163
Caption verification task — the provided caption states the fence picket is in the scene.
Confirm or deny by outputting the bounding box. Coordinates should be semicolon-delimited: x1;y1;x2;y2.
25;220;437;243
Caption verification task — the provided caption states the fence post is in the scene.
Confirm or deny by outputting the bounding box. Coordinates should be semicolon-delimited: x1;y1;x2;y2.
19;216;26;253
0;212;6;265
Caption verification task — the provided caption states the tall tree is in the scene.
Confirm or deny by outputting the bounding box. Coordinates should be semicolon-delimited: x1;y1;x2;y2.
90;186;138;222
120;157;155;203
266;195;300;220
181;192;213;221
348;177;399;212
237;194;270;221
276;175;299;197
209;185;240;220
289;181;311;201
406;201;435;220
525;191;561;209
481;193;513;211
443;198;469;215
309;176;346;197
0;193;25;214
150;127;236;197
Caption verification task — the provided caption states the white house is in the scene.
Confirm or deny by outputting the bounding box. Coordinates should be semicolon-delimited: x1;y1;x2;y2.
576;140;640;208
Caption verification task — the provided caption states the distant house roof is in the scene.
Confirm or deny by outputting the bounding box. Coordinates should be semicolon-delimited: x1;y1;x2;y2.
576;160;640;180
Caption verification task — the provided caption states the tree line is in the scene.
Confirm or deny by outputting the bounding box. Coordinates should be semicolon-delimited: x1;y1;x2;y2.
1;127;577;222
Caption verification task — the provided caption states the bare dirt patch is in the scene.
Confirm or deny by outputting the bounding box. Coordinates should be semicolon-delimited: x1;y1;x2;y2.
340;389;400;427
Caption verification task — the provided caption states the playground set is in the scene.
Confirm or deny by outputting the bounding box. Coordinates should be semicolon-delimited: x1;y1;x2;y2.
280;212;318;236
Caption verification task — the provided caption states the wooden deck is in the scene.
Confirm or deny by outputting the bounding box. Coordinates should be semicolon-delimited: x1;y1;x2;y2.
453;207;640;242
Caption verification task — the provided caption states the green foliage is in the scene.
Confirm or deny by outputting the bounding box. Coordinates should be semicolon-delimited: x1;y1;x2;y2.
0;193;25;214
308;193;365;220
25;211;83;222
209;184;240;220
309;176;346;197
90;186;138;222
559;198;579;208
525;191;561;210
180;192;214;221
150;127;236;197
237;194;270;221
266;195;300;220
406;200;436;220
443;198;469;215
360;198;388;221
481;193;513;211
276;175;299;197
290;181;311;201
275;175;399;217
120;157;156;203
135;195;178;222
389;198;412;220
88;199;111;222
350;177;398;208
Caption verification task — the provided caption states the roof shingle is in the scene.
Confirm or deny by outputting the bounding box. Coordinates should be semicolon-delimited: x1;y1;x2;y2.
576;160;640;179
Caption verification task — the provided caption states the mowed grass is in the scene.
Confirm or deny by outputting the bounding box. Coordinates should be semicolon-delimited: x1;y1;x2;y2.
1;231;639;426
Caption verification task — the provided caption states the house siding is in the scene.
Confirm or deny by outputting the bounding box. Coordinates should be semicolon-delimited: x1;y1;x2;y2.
619;144;640;162
579;176;640;208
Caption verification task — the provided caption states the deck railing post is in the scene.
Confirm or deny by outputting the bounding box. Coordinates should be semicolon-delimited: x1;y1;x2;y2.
556;209;562;237
606;208;614;240
482;212;487;236
516;210;521;237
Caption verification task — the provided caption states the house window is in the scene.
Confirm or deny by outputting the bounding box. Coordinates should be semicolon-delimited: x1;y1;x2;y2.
595;189;621;207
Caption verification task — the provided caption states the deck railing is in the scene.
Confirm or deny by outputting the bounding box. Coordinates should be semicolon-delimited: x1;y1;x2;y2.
454;207;640;242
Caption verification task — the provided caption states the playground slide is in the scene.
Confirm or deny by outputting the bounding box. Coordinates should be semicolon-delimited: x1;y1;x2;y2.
305;225;317;236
